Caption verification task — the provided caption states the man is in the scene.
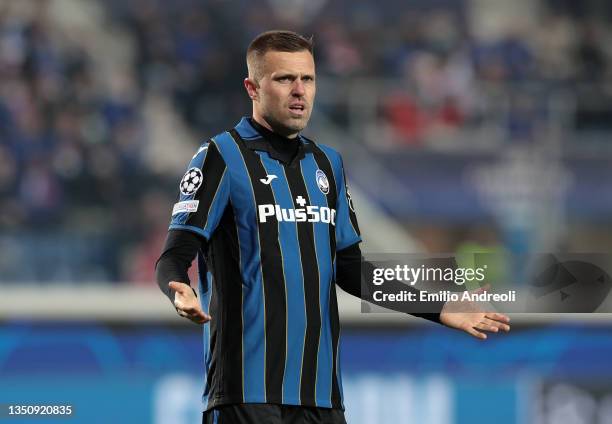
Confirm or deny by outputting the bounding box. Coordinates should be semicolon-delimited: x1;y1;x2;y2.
156;30;510;424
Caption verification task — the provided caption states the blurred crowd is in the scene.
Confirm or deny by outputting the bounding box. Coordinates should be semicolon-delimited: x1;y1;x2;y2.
378;4;612;144
1;0;612;283
0;1;162;281
113;0;612;145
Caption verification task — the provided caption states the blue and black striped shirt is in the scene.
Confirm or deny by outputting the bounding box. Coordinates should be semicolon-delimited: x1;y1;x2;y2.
169;117;361;411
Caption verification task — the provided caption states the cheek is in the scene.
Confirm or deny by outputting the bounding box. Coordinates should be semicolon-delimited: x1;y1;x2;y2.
306;86;316;99
263;89;284;106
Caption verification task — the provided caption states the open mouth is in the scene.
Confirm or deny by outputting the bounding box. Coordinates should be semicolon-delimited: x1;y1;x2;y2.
289;104;305;113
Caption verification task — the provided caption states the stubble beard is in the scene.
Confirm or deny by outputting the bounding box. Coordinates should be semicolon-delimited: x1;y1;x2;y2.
263;110;310;137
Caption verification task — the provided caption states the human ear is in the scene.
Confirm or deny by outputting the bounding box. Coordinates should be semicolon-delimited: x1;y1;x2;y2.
244;78;259;101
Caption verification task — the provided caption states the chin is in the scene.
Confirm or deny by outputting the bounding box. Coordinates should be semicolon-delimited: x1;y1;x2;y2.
286;117;309;132
288;123;307;132
267;114;309;135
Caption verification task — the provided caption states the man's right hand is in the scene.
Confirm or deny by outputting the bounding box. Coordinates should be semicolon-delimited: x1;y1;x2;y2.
169;281;211;324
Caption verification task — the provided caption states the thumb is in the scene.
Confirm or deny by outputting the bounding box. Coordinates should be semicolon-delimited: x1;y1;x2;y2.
169;281;189;294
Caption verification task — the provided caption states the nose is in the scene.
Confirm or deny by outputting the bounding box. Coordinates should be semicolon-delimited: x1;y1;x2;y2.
291;80;305;97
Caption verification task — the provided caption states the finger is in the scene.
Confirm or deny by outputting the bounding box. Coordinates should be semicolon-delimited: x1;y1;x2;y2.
191;310;212;324
183;305;210;320
176;306;209;323
185;308;211;324
177;301;210;320
189;316;206;324
482;317;510;332
466;327;487;340
192;308;211;322
174;301;197;315
485;312;511;324
475;322;499;333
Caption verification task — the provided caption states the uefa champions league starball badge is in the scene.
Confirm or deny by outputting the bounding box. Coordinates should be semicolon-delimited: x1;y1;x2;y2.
316;169;329;195
180;167;204;196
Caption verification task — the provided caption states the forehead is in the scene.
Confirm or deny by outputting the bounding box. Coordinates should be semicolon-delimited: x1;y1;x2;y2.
261;50;315;76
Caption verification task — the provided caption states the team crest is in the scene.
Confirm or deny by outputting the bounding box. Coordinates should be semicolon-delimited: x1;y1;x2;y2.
180;167;203;196
316;169;329;195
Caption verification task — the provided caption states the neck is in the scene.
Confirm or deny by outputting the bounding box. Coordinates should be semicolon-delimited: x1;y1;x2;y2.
248;117;301;164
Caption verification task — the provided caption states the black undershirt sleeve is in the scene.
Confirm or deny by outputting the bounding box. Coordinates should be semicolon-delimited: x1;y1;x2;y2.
155;229;206;304
335;243;445;323
156;233;445;321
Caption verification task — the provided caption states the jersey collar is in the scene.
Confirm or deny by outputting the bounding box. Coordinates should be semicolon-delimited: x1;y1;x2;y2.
235;117;262;140
234;117;313;164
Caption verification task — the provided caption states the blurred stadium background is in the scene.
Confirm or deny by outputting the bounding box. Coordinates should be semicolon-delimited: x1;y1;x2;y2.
2;0;612;422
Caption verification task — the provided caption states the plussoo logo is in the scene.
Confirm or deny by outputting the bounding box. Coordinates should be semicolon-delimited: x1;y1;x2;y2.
258;196;336;225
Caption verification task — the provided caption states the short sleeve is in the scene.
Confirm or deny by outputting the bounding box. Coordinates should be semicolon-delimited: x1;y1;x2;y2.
335;156;361;250
169;140;230;240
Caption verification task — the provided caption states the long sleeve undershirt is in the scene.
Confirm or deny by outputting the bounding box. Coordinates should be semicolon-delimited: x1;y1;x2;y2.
155;230;443;323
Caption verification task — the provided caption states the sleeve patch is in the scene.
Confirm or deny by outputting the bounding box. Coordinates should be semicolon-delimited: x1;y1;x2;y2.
180;167;204;195
172;200;200;215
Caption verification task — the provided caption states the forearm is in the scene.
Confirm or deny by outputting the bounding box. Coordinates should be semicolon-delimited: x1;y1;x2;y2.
335;244;444;323
155;230;206;303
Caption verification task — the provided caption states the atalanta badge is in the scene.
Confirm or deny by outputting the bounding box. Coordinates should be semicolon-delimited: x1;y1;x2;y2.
316;169;329;195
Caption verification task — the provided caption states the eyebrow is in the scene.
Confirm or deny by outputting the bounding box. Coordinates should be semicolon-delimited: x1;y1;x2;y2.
273;72;315;80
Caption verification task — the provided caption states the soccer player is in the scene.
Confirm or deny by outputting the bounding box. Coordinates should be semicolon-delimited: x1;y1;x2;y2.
156;30;511;424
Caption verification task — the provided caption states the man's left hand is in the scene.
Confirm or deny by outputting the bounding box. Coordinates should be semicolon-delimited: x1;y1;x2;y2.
439;286;511;340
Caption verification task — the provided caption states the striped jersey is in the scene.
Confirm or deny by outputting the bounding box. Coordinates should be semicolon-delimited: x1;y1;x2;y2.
169;117;361;411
